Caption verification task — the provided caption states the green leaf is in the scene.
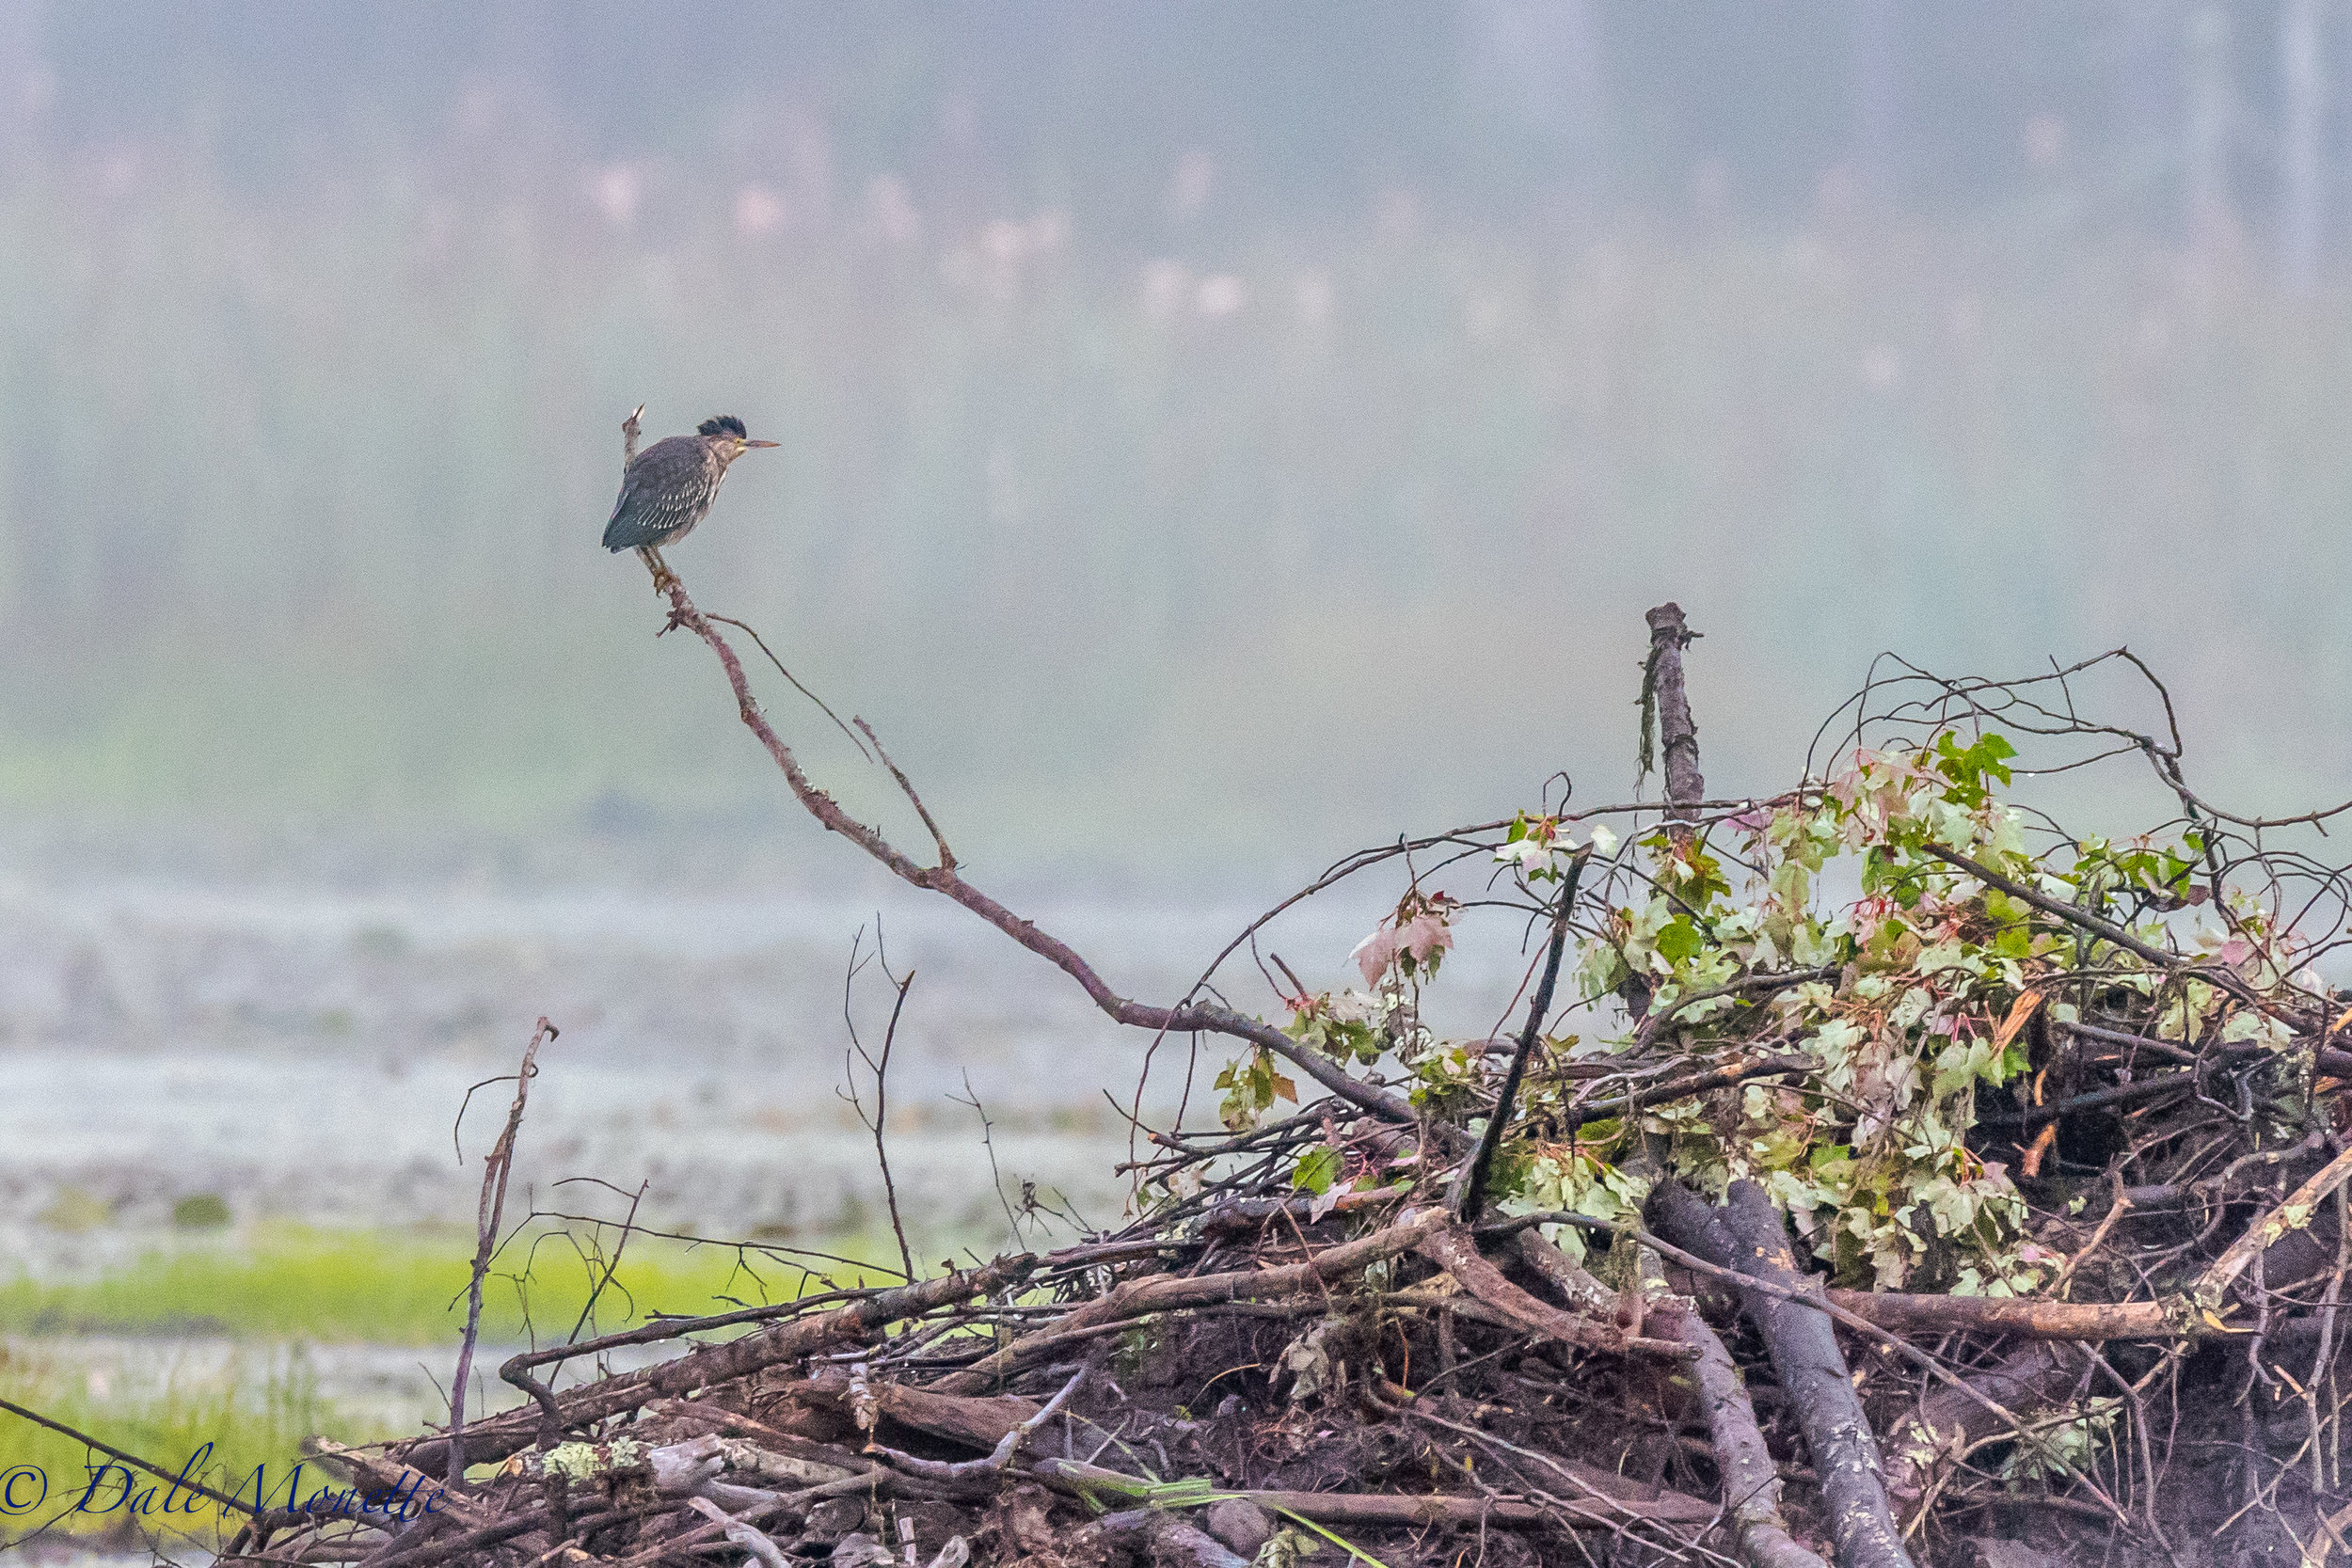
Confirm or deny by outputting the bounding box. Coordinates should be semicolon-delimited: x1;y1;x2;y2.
1654;919;1704;964
1292;1147;1342;1196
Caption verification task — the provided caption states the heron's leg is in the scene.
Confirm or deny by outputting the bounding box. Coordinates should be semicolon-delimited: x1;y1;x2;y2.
638;545;677;594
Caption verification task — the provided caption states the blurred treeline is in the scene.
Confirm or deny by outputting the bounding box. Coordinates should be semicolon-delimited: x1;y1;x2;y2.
1;1;2349;874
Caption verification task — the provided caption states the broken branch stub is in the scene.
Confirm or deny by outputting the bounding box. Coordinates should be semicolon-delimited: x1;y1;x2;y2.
1644;601;1706;842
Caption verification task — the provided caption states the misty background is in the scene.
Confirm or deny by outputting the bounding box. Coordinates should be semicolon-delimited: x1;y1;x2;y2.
0;0;2342;883
1;7;2351;1493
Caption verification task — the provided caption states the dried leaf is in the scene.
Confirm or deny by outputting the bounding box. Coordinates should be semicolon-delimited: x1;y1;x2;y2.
1350;928;1401;988
1396;911;1454;965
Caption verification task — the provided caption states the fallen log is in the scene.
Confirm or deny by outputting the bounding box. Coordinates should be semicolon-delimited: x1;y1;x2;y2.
1651;1179;1917;1568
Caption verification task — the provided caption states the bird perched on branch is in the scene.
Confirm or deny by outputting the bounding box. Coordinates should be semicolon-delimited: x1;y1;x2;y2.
603;410;778;591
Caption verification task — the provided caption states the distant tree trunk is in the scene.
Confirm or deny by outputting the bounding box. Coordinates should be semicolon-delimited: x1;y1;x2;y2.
2185;3;2238;265
2280;0;2328;290
1851;0;1899;207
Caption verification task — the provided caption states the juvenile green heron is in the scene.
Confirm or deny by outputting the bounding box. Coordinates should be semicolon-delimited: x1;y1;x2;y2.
602;412;779;589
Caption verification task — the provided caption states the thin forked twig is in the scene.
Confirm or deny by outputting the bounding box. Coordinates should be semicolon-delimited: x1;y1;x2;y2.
856;716;956;870
700;610;874;762
843;924;921;1282
450;1016;554;1480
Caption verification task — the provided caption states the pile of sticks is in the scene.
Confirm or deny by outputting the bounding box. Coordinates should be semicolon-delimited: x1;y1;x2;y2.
191;570;2352;1568
211;1127;2352;1568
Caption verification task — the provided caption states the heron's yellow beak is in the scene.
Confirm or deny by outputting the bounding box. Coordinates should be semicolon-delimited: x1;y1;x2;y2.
744;438;780;449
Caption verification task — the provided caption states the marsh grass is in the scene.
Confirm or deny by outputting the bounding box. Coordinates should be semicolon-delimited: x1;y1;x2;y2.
0;1340;363;1545
0;1223;940;1544
0;1224;911;1345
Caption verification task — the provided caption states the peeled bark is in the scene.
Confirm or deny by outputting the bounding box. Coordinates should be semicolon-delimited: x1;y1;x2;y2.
1824;1291;2185;1341
1510;1227;1622;1318
1418;1220;1691;1358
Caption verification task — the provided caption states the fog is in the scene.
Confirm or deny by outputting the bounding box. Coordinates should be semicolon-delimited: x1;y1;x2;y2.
0;0;2347;1263
0;2;2341;881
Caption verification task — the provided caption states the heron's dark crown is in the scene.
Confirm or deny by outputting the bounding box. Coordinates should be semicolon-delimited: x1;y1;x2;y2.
697;415;749;438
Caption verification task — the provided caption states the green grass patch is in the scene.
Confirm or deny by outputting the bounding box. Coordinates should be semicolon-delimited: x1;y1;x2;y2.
0;1342;378;1546
0;1226;930;1545
0;1225;912;1345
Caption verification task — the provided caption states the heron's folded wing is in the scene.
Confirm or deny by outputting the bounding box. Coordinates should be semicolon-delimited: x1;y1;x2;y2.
601;441;710;550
